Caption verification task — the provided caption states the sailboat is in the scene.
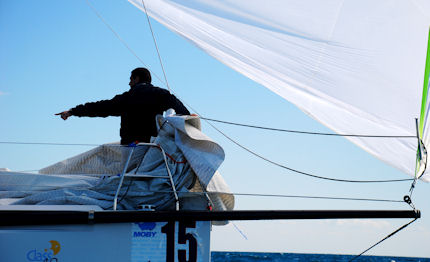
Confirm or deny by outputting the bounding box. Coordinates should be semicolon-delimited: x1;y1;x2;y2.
1;0;429;260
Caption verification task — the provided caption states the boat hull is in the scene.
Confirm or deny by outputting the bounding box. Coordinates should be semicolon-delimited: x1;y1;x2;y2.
0;221;211;262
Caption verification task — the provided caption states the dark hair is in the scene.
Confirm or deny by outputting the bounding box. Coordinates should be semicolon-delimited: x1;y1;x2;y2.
131;67;151;83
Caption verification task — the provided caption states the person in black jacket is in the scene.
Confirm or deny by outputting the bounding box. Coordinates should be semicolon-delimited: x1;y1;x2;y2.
56;68;190;145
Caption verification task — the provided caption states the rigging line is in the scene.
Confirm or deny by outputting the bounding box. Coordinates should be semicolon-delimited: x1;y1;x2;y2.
0;141;100;147
163;100;409;182
205;121;414;183
142;191;404;203
201;117;417;138
0;137;413;184
231;222;248;240
153;92;376;184
0;184;403;203
348;218;418;262
84;0;167;86
141;0;171;93
211;192;404;203
84;0;191;109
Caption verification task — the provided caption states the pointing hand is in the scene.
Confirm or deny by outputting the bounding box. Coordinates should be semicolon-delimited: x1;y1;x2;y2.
55;110;71;120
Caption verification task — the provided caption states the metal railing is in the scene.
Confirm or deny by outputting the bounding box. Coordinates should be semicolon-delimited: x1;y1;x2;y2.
113;143;179;211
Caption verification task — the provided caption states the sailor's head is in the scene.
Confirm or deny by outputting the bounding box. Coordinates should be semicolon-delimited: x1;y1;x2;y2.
129;67;152;87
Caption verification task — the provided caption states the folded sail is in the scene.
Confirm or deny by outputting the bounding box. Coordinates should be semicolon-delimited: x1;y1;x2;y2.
130;0;430;181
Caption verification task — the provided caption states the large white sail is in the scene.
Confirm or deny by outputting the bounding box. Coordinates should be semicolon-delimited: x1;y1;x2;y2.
130;0;430;181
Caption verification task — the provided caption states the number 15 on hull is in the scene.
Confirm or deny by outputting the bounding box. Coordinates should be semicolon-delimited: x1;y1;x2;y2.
131;221;211;262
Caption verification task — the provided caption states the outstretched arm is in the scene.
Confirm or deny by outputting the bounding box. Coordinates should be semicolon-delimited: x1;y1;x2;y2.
55;93;126;120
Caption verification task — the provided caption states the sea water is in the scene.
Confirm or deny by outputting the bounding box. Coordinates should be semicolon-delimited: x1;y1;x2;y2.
211;252;430;262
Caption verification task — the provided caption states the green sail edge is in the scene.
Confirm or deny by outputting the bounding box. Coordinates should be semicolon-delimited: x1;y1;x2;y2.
415;28;430;178
419;28;430;138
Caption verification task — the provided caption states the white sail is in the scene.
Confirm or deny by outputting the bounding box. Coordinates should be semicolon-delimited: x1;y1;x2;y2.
130;0;430;181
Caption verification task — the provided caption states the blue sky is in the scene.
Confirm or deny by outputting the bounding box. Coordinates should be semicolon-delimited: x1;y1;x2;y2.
1;0;429;257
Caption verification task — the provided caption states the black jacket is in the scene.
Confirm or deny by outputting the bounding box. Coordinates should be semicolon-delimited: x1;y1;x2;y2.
70;83;190;144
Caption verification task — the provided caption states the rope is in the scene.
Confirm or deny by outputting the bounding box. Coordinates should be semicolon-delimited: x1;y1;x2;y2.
201;117;417;138
141;0;171;93
0;136;414;183
85;0;148;68
84;0;167;86
0;141;100;147
231;222;248;240
151;191;404;203
348;218;418;261
206;192;404;203
0;182;404;203
204;123;414;183
84;0;195;109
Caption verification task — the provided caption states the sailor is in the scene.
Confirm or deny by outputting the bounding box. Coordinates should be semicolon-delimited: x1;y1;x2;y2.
56;67;190;145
